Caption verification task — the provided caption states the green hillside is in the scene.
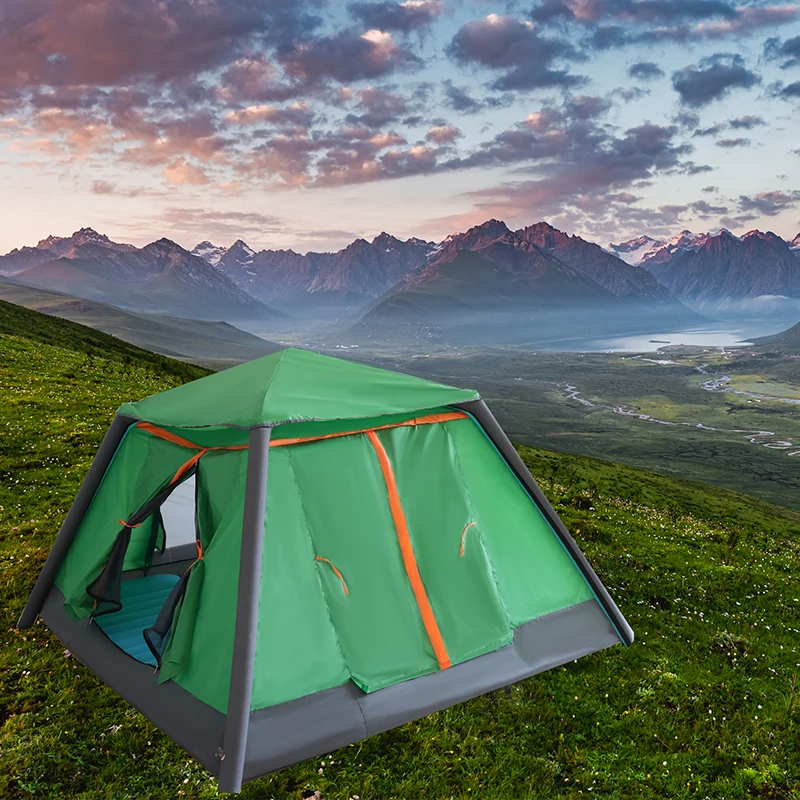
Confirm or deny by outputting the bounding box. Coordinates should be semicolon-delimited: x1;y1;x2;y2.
1;307;798;798
0;282;280;364
752;320;800;354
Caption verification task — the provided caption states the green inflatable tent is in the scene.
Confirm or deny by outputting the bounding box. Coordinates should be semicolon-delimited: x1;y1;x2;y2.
19;347;632;792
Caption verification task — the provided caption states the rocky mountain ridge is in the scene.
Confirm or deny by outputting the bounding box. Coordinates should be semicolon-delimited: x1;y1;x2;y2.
642;229;800;304
4;222;798;324
0;229;275;321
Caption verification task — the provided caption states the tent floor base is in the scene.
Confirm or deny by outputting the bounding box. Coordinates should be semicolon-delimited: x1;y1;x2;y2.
242;599;619;783
41;586;226;776
41;590;618;789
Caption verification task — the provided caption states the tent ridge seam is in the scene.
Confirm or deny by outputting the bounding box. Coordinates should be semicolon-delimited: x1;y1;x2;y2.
441;423;513;628
259;349;289;425
284;448;352;693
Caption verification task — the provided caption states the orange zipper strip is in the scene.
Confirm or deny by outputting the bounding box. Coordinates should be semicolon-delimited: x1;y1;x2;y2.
137;412;467;455
271;411;467;448
366;429;451;671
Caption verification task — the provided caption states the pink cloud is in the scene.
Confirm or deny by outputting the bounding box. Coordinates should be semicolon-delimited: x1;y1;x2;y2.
162;157;209;185
426;125;461;144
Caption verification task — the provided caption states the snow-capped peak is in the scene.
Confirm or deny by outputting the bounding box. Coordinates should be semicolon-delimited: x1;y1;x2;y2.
605;235;662;265
231;239;256;256
230;239;255;257
638;230;708;265
790;232;800;252
191;241;227;266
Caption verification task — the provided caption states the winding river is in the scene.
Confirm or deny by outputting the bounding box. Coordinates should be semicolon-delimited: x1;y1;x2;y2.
561;383;800;457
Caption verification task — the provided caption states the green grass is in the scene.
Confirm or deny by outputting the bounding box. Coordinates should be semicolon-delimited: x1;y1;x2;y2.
1;308;799;798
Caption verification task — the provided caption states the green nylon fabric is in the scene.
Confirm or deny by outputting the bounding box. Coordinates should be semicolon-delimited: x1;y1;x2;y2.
445;420;594;625
251;446;350;709
168;450;249;707
117;347;478;428
259;435;437;697
249;416;594;711
380;422;512;664
162;449;248;690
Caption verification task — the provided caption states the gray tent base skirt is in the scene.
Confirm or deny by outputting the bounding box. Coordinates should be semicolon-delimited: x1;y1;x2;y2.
42;588;618;789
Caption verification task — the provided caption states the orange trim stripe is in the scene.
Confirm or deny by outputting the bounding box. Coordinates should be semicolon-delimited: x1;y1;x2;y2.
136;422;204;450
136;422;249;453
170;449;207;485
137;413;467;453
315;557;349;595
366;429;450;671
271;410;467;448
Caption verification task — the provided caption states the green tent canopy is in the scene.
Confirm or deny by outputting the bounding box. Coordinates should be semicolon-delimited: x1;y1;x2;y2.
19;347;632;793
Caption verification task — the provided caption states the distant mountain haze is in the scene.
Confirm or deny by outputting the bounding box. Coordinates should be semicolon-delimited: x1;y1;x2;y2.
519;222;675;303
751;319;800;354
201;232;434;309
3;222;798;327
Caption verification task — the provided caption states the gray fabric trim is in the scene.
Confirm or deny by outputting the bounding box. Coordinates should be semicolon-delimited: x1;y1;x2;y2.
18;414;138;629
452;399;634;646
242;599;618;782
218;426;271;794
40;586;225;774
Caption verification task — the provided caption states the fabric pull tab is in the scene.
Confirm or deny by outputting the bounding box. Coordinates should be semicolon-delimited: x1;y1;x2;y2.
459;522;477;557
315;556;348;595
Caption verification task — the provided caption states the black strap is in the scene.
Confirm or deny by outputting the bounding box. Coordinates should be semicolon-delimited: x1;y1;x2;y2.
87;527;132;617
142;568;193;668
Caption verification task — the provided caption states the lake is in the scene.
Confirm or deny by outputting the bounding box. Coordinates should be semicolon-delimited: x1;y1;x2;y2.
547;321;792;352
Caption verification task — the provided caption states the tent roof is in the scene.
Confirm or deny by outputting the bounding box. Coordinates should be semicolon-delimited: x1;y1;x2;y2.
117;347;480;428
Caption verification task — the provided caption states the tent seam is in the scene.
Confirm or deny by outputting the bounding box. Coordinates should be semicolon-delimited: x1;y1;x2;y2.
284;448;353;698
441;423;514;629
459;407;628;644
258;349;289;426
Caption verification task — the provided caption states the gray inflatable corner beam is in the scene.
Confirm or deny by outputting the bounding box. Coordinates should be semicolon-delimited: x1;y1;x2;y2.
217;425;271;794
453;399;634;647
18;414;138;630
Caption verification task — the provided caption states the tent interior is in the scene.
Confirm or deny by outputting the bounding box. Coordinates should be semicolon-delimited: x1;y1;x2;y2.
94;475;198;666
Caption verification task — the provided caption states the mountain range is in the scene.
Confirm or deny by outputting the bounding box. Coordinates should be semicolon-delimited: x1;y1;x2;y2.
0;228;276;321
355;220;700;343
2;222;798;338
608;229;800;308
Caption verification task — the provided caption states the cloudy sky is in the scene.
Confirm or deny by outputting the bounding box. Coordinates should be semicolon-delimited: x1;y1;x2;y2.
1;0;799;254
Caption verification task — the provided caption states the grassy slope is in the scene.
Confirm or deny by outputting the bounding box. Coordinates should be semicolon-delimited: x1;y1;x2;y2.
0;283;280;364
751;321;800;354
1;309;799;798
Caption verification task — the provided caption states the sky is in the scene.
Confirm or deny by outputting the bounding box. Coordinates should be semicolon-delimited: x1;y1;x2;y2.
1;0;799;255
